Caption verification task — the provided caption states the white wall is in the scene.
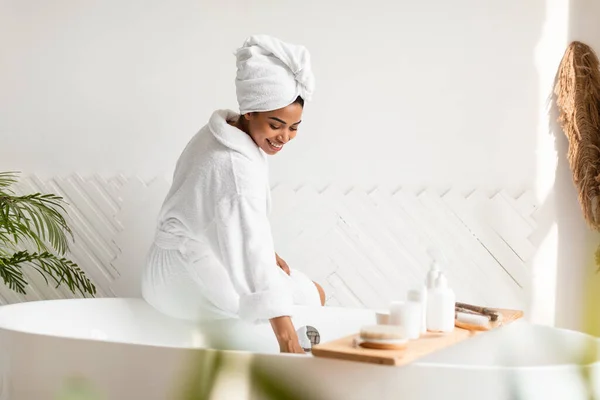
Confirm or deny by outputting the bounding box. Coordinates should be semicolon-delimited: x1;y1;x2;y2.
1;0;544;191
5;0;597;330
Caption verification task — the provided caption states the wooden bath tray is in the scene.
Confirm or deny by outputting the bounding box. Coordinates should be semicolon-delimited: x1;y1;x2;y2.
311;308;523;366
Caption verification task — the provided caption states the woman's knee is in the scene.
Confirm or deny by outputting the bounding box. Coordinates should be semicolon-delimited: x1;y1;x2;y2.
313;281;326;306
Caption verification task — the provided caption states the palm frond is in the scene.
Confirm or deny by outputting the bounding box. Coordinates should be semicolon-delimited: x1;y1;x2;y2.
0;229;13;249
0;192;73;254
0;245;10;258
0;251;96;297
0;172;95;298
0;253;28;293
0;213;46;252
0;171;19;192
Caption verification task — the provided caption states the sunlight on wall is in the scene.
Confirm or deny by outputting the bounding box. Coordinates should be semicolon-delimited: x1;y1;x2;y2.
530;0;570;326
569;0;600;336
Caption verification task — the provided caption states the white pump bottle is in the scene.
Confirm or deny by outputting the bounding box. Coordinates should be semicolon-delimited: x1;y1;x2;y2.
421;261;440;333
426;272;455;333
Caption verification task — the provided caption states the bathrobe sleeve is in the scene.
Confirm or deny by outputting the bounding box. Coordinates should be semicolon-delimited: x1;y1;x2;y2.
214;194;294;322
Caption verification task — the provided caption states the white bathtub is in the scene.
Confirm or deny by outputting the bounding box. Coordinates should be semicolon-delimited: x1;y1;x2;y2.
0;298;599;399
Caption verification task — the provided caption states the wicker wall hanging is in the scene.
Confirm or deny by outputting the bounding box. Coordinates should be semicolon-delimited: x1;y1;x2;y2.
555;41;600;230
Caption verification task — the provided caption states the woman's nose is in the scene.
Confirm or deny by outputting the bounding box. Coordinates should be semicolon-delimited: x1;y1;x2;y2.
277;133;290;143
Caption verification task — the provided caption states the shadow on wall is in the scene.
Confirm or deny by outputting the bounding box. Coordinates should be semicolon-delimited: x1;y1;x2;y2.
548;75;593;331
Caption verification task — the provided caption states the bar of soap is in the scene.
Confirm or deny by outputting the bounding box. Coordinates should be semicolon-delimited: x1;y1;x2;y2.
359;325;408;350
360;324;406;341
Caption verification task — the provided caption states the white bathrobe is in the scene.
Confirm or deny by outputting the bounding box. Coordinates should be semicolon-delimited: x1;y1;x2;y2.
141;109;321;324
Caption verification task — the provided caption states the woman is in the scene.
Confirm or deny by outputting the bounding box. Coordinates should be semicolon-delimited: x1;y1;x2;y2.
141;35;324;354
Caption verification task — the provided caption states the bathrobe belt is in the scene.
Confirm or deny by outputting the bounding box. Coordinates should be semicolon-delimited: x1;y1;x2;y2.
154;230;201;259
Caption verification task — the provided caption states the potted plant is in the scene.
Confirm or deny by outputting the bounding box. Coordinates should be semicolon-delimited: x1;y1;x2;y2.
0;171;96;297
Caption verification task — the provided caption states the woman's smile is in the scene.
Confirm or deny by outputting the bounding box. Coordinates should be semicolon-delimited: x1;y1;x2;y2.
266;138;284;152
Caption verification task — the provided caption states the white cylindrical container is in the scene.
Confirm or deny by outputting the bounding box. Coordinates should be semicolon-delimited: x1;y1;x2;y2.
375;310;390;325
404;290;423;339
426;262;440;289
426;273;455;333
424;262;440;334
414;286;428;334
389;301;404;326
389;297;421;340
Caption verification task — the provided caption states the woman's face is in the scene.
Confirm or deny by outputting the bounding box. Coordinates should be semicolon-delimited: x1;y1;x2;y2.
244;102;303;155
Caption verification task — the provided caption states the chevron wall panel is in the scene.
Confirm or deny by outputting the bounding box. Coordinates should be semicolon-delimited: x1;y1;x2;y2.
3;176;537;311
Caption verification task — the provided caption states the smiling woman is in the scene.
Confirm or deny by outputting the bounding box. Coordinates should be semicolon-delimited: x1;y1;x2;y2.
231;96;304;155
141;35;323;355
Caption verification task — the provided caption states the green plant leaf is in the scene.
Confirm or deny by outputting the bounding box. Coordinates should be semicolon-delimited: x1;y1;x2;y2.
250;364;326;400
179;351;224;400
0;191;73;254
0;172;95;297
0;171;19;192
0;251;96;297
0;255;28;293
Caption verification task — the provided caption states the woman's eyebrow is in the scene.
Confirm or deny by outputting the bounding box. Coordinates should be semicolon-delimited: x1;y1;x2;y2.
268;117;287;124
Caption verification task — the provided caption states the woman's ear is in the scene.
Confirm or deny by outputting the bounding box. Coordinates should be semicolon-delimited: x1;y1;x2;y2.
243;113;252;121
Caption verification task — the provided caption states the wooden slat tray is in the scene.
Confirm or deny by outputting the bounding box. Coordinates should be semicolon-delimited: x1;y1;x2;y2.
311;308;523;366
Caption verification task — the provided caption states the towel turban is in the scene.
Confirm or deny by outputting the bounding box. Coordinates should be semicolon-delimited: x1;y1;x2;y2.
235;34;315;114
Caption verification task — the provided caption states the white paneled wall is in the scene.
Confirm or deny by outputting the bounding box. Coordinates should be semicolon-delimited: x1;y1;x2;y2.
6;175;537;312
0;0;544;191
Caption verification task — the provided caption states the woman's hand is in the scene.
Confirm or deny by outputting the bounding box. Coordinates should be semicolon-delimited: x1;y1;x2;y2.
275;253;291;275
270;316;304;354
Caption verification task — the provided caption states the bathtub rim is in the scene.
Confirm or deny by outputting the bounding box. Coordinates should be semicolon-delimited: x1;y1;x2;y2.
2;327;598;373
0;298;598;372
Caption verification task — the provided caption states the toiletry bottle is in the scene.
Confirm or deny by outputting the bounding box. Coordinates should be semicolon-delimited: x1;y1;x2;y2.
426;262;440;290
389;301;404;326
419;284;428;334
423;262;440;333
426;272;455;333
389;296;421;340
405;289;424;339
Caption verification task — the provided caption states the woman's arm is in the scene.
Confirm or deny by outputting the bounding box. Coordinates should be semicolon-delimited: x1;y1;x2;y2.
275;252;290;275
270;316;305;353
215;194;303;353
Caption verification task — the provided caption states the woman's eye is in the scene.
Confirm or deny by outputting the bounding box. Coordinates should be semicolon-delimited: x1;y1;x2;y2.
290;128;298;132
270;124;280;130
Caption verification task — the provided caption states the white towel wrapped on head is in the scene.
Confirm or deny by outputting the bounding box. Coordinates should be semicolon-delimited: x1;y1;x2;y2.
235;34;315;114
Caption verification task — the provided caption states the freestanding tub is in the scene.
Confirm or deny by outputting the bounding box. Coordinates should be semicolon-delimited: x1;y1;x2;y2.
0;298;599;399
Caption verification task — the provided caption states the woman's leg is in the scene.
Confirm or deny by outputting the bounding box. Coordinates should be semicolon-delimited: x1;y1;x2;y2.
287;268;324;307
312;281;326;306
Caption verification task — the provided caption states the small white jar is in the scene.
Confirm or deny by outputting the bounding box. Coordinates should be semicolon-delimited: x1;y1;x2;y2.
389;295;422;340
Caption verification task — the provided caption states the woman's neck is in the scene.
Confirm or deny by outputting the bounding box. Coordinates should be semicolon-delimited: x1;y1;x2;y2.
230;115;250;136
